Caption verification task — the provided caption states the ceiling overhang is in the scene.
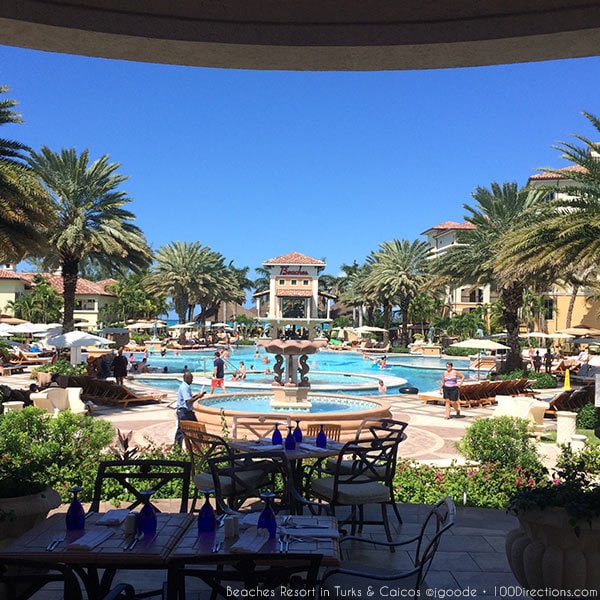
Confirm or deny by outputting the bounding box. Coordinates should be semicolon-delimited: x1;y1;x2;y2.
1;2;600;70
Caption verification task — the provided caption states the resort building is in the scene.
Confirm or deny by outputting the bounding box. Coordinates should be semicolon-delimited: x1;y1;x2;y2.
0;266;117;329
421;221;498;315
253;251;333;340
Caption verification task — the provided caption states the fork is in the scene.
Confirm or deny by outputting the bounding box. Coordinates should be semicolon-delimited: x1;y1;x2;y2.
124;532;143;551
46;537;64;551
211;540;223;553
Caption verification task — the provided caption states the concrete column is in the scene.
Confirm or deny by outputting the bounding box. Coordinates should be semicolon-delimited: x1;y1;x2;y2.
571;434;587;452
556;411;577;445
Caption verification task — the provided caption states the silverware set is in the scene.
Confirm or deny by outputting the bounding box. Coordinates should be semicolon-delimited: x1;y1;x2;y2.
211;540;223;553
123;532;143;551
278;532;290;553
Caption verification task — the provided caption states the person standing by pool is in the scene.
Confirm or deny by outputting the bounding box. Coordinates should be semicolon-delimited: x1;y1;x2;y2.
111;347;128;385
440;362;464;419
210;351;227;394
238;361;247;380
174;371;206;447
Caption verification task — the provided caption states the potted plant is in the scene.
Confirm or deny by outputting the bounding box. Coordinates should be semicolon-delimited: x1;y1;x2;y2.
505;444;600;591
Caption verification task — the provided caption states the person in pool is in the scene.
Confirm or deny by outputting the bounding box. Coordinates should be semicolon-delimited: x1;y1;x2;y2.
440;362;465;419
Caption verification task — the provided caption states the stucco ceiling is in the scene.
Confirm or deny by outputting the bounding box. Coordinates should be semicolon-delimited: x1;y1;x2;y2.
1;1;600;70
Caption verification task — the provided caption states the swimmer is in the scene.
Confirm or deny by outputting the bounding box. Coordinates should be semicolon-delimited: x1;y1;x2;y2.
378;379;387;393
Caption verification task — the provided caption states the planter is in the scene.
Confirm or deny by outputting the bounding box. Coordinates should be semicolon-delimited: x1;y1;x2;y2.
0;486;61;548
506;507;600;592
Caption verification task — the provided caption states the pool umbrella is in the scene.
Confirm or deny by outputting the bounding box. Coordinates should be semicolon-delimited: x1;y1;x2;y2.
557;326;600;336
450;338;509;379
571;337;600;345
46;330;115;365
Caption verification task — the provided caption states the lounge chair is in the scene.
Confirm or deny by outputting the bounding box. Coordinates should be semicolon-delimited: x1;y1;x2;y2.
0;363;25;376
30;387;88;415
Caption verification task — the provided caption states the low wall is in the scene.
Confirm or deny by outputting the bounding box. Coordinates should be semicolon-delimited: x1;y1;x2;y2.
193;393;392;441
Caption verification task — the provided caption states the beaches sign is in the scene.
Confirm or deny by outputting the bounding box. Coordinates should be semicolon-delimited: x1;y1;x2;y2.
279;266;309;276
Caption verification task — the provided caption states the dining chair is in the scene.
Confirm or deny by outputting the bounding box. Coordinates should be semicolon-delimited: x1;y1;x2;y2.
179;420;208;511
165;552;323;600
89;459;191;514
231;415;291;441
0;558;83;600
309;432;402;542
305;423;341;441
319;497;455;597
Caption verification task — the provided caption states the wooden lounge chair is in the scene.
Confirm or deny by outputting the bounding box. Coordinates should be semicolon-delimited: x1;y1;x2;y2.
0;363;25;376
544;389;574;416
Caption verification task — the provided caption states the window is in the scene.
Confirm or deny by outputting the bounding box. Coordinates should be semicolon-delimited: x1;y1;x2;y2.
279;279;285;285
543;298;555;320
291;280;297;286
303;280;309;286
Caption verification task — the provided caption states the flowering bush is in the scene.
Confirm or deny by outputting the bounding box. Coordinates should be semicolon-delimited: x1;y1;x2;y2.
394;460;545;510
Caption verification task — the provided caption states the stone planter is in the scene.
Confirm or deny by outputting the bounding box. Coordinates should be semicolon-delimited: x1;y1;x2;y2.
506;507;600;592
0;486;61;548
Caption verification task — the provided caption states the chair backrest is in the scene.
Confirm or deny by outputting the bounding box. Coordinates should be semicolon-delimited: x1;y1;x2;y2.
413;496;456;588
181;421;227;477
231;415;290;440
170;552;323;597
306;423;341;441
89;459;191;513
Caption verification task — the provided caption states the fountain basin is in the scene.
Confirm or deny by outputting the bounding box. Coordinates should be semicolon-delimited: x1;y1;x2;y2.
193;392;391;441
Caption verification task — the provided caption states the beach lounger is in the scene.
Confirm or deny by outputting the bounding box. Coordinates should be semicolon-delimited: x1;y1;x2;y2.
0;363;26;376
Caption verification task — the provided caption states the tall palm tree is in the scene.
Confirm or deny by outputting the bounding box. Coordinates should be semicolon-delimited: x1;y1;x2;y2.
364;239;431;345
0;85;50;262
27;147;152;332
436;182;545;371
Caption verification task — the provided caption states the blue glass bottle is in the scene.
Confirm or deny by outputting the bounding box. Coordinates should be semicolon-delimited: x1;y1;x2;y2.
256;492;277;539
293;420;303;443
197;489;217;533
137;489;157;537
284;425;296;451
65;486;85;531
271;423;283;445
316;424;327;449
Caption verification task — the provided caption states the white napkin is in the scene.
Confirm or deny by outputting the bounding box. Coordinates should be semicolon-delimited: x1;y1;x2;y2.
67;528;114;550
230;530;268;553
297;442;329;453
239;512;260;528
96;509;130;526
249;444;283;451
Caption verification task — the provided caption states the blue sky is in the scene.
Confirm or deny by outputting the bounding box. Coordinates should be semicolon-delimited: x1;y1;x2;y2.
1;45;599;282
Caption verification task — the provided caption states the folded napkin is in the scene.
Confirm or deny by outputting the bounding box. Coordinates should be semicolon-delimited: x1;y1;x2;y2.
249;444;283;451
67;528;114;550
239;512;260;528
230;530;268;553
297;442;330;453
282;527;339;538
96;509;130;526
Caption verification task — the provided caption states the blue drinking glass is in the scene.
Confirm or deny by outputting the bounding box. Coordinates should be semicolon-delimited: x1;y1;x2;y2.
272;423;283;445
65;486;85;531
197;489;217;533
256;492;277;539
284;426;296;451
137;489;157;537
316;424;327;449
293;420;303;443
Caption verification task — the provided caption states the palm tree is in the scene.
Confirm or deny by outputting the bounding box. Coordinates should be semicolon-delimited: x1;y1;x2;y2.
0;86;50;262
364;239;431;345
27;147;152;332
436;182;545;371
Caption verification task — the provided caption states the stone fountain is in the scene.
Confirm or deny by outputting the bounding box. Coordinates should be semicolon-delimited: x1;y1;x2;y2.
257;338;328;409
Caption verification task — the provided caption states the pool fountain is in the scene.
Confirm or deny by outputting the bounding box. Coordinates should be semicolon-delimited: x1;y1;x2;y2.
257;338;327;409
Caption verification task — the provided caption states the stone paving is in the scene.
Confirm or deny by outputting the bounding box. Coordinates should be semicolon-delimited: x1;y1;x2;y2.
2;367;560;598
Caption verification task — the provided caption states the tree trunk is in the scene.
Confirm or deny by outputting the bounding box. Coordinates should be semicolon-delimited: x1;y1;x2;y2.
566;285;578;329
400;298;410;347
501;284;524;372
61;258;79;333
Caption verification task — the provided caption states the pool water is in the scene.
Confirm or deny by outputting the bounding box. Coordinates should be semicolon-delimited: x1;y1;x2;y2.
134;346;468;394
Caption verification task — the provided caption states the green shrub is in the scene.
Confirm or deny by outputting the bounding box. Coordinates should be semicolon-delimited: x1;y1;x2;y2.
444;347;473;357
456;416;544;474
390;347;410;353
0;407;114;499
394;460;545;510
576;403;600;430
34;359;87;376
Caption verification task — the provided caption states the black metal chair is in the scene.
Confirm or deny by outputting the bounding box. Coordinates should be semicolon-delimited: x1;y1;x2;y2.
0;559;83;600
165;552;323;600
89;459;191;514
320;497;456;597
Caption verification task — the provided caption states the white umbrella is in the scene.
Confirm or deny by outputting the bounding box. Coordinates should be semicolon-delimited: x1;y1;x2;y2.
170;322;196;329
46;330;115;366
354;326;388;333
557;326;600;336
550;332;575;339
525;331;551;339
450;338;509;350
10;322;49;334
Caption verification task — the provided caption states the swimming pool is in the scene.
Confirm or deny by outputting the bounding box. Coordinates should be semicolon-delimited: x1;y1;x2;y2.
133;347;467;394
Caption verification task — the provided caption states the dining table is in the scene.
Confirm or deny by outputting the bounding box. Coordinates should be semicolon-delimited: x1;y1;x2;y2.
0;511;194;600
165;513;341;599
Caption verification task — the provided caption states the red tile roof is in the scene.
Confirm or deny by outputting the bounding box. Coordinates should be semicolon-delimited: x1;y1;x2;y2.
528;165;588;180
263;252;325;266
0;270;25;280
18;273;115;296
421;221;476;235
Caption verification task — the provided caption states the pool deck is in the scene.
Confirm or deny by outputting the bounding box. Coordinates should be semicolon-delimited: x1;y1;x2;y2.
3;367;562;599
